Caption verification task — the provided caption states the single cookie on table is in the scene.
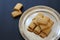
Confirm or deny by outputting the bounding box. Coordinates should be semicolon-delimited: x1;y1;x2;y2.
14;3;23;11
11;10;22;17
34;26;41;35
39;32;47;38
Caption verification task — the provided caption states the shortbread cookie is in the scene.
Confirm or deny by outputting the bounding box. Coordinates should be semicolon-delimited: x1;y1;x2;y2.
47;19;54;27
35;13;44;19
42;28;51;36
40;24;49;30
37;16;50;25
32;13;44;25
29;22;36;30
14;3;23;10
33;19;39;25
11;10;22;17
34;26;41;35
27;27;33;32
39;32;47;38
40;19;54;30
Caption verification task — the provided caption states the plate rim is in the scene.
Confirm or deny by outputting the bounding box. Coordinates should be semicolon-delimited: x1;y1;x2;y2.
19;5;60;40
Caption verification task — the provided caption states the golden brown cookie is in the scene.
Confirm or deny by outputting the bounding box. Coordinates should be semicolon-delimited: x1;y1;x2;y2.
37;16;50;25
40;24;49;30
40;19;54;30
14;3;23;10
34;26;41;35
35;13;44;19
39;32;47;38
42;28;51;36
29;22;36;30
47;19;54;27
11;10;22;17
33;19;39;25
27;27;33;32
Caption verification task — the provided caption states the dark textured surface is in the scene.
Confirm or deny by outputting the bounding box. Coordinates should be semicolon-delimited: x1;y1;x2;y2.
0;0;60;40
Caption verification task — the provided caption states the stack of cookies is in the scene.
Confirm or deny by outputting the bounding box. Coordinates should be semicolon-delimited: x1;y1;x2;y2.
27;12;54;38
11;3;23;18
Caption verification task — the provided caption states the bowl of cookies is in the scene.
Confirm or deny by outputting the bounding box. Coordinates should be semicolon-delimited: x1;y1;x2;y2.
19;5;60;40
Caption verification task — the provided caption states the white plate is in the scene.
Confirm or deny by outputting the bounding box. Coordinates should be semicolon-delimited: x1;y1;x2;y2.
19;6;60;40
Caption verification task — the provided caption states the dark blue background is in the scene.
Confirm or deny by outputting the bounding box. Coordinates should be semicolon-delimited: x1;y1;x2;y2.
0;0;60;40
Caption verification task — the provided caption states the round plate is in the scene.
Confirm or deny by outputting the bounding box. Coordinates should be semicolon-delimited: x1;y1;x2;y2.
19;6;60;40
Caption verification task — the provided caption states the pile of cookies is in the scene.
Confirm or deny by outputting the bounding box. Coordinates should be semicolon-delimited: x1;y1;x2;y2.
11;3;23;18
27;12;54;38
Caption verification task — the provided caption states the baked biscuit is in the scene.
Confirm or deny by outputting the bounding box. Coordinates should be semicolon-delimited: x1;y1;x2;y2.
43;16;50;22
35;13;44;19
29;22;36;30
33;13;44;20
47;19;54;27
42;28;51;36
33;13;44;25
40;24;49;30
14;3;23;10
39;32;47;38
33;19;39;25
37;16;50;25
27;27;33;32
11;10;22;17
34;26;41;35
40;19;54;30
